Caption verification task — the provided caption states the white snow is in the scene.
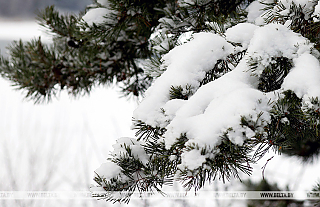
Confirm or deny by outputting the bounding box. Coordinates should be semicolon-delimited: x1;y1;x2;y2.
133;22;319;171
2;1;319;203
0;21;136;207
97;0;110;7
246;24;311;76
282;53;320;100
130;145;149;165
246;1;266;25
314;1;320;21
162;99;187;122
279;0;317;20
225;23;258;49
95;162;122;180
133;32;234;128
82;8;114;26
177;0;196;6
94;136;150;182
135;24;313;149
180;149;206;170
86;0;320;202
111;137;149;165
164;60;271;149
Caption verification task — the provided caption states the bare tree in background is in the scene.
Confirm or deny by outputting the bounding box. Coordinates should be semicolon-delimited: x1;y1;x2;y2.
0;108;112;207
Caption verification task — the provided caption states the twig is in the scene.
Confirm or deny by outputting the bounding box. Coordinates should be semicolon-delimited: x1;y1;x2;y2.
261;156;274;180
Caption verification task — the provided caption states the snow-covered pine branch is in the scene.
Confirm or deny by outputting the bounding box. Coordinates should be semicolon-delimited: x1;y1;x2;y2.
91;0;320;203
1;0;320;204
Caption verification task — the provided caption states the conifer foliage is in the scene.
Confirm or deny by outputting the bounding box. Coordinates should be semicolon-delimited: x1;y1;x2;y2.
1;0;320;204
0;0;169;102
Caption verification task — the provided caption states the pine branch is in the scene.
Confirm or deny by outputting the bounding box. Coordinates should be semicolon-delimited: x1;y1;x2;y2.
169;85;193;100
258;57;293;92
310;182;320;206
0;38;58;103
200;50;246;86
262;0;320;51
179;137;254;191
133;119;167;141
263;91;320;162
36;5;81;39
93;137;177;203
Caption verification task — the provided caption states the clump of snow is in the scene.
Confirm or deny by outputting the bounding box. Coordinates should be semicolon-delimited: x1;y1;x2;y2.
177;0;210;7
261;0;318;25
151;32;172;53
313;1;320;22
180;149;206;170
93;137;149;183
97;0;110;7
158;17;176;29
177;0;194;6
280;117;290;124
90;186;106;193
163;61;271;149
282;53;320;101
278;0;317;20
112;137;149;165
225;23;258;49
246;1;266;25
82;8;114;26
162;99;187;123
95;161;121;180
133;32;234;128
246;23;311;76
130;145;149;165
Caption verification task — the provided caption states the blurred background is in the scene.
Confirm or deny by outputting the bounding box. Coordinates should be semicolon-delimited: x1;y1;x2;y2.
0;1;138;207
0;1;320;207
0;0;90;18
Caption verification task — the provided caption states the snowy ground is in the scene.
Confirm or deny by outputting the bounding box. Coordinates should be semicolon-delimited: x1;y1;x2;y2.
0;20;136;207
0;20;319;207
